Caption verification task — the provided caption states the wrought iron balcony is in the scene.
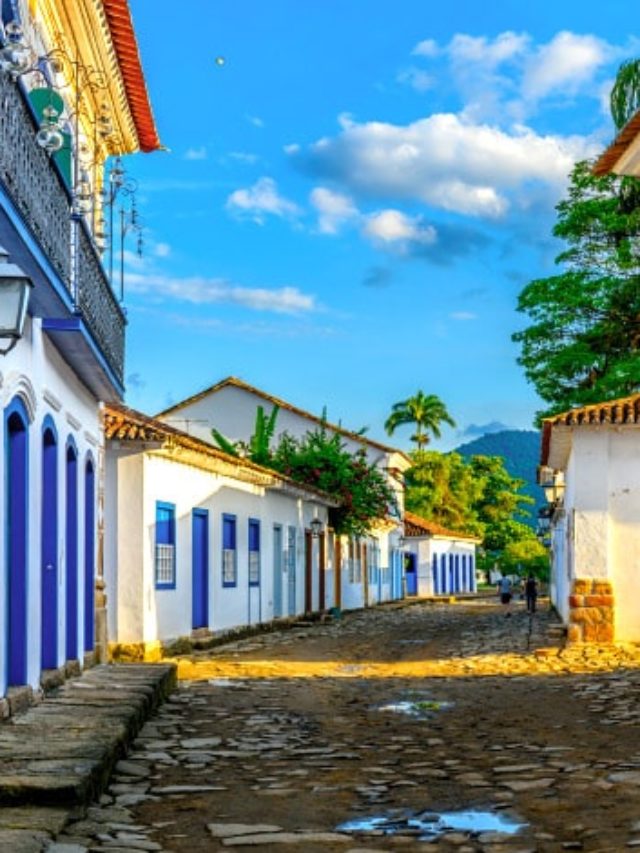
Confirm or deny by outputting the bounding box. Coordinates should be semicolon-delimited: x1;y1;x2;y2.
0;69;125;388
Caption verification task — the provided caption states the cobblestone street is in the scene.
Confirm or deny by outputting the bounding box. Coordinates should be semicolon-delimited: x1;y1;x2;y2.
53;599;640;852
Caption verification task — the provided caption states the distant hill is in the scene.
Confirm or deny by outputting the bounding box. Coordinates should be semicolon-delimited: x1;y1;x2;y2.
454;430;543;527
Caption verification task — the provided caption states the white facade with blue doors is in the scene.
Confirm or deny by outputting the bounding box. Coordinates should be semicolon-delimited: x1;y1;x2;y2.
403;511;480;597
0;320;101;702
104;403;336;657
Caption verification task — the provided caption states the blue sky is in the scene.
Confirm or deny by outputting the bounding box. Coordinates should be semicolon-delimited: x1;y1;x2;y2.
121;0;637;450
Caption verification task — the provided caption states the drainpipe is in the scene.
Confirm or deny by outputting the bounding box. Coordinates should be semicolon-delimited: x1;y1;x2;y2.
94;431;108;662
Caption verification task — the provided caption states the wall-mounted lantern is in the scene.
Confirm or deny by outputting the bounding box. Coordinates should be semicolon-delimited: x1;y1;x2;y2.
0;246;33;354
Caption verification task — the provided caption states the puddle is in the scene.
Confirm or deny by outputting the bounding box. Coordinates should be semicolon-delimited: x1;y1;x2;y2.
207;679;247;688
337;809;525;839
376;698;452;717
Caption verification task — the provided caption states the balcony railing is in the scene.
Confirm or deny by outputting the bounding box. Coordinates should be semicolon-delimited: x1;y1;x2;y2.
0;69;125;385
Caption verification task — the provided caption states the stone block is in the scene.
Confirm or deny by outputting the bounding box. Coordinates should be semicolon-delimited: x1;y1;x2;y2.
569;595;584;608
7;685;34;716
566;624;583;643
584;595;614;607
582;622;600;642
593;580;613;595
573;579;593;595
0;698;9;720
570;607;604;624
596;624;615;643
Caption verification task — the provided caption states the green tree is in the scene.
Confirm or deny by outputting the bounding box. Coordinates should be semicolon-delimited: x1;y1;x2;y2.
611;58;640;130
498;538;549;582
384;391;456;449
271;427;397;537
513;160;640;421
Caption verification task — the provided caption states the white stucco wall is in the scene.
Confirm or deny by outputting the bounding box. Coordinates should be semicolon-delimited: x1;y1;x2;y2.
549;425;640;641
107;448;332;645
404;537;477;597
0;318;101;697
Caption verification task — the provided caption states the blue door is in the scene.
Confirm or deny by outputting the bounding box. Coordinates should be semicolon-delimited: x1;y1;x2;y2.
273;525;283;618
41;424;58;669
405;553;418;596
65;441;78;661
287;526;296;616
84;459;95;652
432;554;439;594
6;400;29;686
441;554;447;594
192;509;209;629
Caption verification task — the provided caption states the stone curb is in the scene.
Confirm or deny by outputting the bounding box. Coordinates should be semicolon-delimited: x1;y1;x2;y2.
0;664;175;829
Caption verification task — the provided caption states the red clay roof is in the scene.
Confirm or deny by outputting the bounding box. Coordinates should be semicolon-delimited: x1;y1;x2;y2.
540;393;640;466
403;510;481;543
593;111;640;176
103;0;160;152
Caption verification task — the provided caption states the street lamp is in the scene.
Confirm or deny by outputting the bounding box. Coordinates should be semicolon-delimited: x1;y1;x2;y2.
0;246;33;354
0;21;32;78
310;517;324;538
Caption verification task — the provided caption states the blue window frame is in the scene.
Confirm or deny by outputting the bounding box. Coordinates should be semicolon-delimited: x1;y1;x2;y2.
248;518;260;587
222;513;237;587
155;501;176;589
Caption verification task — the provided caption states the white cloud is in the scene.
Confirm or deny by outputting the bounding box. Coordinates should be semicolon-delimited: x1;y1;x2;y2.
362;209;437;250
245;114;265;128
397;67;434;93
226;177;301;224
522;32;611;101
309;187;359;234
450;311;477;321
448;32;529;67
284;143;301;155
412;38;440;58
184;146;208;161
294;113;597;219
126;272;316;314
154;242;171;258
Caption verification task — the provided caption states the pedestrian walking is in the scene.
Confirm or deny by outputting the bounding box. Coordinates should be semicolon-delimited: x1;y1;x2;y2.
525;574;538;613
497;574;512;616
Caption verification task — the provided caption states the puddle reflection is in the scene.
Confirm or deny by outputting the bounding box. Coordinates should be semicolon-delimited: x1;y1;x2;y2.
337;808;525;839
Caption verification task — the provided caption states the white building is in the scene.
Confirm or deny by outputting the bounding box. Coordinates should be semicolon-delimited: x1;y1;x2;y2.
540;394;640;642
156;377;412;611
402;511;479;597
104;404;337;659
0;2;159;708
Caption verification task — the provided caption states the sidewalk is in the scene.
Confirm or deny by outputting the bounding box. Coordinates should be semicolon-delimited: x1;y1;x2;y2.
0;662;176;852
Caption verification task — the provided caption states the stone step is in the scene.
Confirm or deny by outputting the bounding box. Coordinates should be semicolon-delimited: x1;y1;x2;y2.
0;663;175;808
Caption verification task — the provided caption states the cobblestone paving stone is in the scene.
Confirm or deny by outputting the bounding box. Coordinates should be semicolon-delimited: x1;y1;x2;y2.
50;599;640;853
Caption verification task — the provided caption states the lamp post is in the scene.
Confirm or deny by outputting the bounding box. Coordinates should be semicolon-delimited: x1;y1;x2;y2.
0;246;33;355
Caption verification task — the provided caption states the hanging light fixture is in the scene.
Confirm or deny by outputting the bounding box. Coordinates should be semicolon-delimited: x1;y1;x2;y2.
310;517;324;538
0;21;32;79
0;246;33;355
36;104;64;154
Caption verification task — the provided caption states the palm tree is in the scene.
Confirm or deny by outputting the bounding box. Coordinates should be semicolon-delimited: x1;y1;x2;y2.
611;59;640;130
384;391;456;449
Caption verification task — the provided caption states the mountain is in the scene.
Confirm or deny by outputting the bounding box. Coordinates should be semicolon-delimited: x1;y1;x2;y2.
454;430;543;527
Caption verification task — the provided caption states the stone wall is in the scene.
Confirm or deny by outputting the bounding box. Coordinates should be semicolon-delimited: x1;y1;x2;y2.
567;578;614;643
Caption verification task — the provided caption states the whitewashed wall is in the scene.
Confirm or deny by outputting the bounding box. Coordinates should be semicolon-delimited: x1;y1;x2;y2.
105;448;331;646
404;537;477;597
0;318;101;697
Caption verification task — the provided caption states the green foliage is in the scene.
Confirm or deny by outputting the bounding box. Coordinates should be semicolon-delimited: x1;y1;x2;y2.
385;391;456;449
405;450;536;564
455;430;544;526
211;405;279;465
271;426;397;536
611;59;640;130
498;538;550;582
513;160;640;421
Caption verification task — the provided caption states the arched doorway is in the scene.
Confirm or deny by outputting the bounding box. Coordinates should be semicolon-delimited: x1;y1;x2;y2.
41;419;58;670
65;439;78;662
6;397;29;686
84;457;95;653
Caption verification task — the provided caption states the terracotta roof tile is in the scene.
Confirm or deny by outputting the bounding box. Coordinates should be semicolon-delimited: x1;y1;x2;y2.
593;110;640;176
103;0;160;152
403;510;481;543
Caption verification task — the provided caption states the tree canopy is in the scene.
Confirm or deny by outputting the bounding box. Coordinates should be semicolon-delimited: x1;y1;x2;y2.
513;160;640;421
384;391;456;449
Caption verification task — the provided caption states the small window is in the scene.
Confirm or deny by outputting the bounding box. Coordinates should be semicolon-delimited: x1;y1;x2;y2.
248;518;260;586
155;502;176;589
222;513;237;587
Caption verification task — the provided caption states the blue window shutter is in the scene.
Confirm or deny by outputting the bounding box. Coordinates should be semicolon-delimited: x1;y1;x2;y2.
223;515;236;549
249;519;260;552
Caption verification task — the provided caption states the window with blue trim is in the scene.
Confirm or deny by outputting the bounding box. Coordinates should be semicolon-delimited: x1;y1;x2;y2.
222;514;237;587
155;502;176;589
248;518;260;586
